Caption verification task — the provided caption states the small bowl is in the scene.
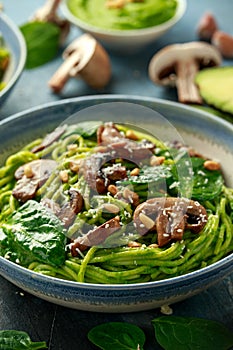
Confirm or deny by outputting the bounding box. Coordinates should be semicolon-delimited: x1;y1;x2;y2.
0;95;233;312
61;0;186;52
0;12;26;107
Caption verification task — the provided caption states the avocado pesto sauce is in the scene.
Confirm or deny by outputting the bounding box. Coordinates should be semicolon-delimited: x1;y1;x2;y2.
67;0;178;30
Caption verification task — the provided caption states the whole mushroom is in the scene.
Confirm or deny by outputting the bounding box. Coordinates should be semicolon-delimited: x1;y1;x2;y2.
148;41;221;104
48;34;111;93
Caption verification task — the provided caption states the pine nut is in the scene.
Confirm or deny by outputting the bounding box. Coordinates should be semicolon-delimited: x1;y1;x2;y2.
139;213;155;230
24;165;34;178
102;203;120;214
150;155;165;166
127;241;142;248
125;129;139;140
108;184;118;195
203;160;221;171
130;167;140;176
60;170;69;182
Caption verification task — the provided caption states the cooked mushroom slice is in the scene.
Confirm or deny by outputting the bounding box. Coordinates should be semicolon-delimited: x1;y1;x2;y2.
57;189;84;228
31;125;66;153
13;159;57;202
148;42;221;104
41;190;84;228
48;34;111;93
31;0;70;45
97;122;123;145
70;216;121;256
133;197;208;246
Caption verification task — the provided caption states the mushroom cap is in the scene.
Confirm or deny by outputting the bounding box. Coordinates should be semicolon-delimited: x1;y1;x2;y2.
148;41;222;86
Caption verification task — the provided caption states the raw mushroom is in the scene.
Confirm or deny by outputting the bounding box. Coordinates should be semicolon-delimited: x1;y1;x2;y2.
148;41;221;104
31;0;70;45
48;34;111;93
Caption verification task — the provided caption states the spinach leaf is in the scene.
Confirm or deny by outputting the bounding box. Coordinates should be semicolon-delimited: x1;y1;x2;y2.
190;157;223;201
120;165;172;186
88;322;145;350
20;21;60;69
0;330;46;349
170;157;224;201
152;316;233;350
62;121;103;139
117;165;172;200
0;200;66;267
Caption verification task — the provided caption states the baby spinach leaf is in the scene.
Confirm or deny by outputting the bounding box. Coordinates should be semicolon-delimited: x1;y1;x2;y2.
20;21;60;69
62;121;103;139
88;322;145;350
152;316;233;350
190;157;223;201
120;165;172;186
170;157;223;201
0;330;46;349
0;200;67;267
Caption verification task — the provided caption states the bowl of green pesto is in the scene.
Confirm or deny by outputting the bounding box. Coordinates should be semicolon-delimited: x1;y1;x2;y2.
0;12;26;107
61;0;186;51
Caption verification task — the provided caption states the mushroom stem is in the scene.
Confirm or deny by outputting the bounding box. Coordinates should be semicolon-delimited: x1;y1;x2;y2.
175;59;202;104
48;34;111;93
48;52;81;93
32;0;61;22
31;0;70;45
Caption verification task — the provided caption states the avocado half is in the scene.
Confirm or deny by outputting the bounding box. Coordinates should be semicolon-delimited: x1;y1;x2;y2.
195;66;233;115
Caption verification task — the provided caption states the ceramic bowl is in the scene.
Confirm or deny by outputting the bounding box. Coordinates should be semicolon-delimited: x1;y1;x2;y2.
0;12;26;107
61;0;186;52
0;95;233;312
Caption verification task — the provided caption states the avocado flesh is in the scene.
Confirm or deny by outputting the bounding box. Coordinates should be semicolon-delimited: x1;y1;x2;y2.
195;67;233;115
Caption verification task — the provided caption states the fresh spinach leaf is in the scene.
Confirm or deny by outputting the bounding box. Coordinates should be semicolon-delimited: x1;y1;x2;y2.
20;21;60;69
120;165;172;186
62;121;103;139
0;330;46;349
88;322;145;350
0;200;66;267
170;157;224;201
152;316;233;350
190;157;223;201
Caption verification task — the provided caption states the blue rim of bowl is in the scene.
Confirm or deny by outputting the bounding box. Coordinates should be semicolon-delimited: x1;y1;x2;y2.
0;94;233;291
61;0;187;37
0;12;27;98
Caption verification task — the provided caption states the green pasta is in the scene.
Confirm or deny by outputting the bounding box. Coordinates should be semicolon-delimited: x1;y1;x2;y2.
0;37;10;91
0;121;233;284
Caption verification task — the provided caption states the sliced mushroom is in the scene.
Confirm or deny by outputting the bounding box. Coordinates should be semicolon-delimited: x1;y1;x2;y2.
57;189;84;228
31;125;66;153
41;189;84;228
70;216;121;255
80;123;155;193
13;159;57;202
133;197;208;246
148;42;221;104
48;34;111;93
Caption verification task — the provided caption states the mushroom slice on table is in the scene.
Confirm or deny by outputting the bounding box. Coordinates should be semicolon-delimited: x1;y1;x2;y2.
48;33;111;93
148;41;221;104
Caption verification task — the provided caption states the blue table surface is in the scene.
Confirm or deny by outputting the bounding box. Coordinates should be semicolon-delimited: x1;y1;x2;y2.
0;1;233;349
